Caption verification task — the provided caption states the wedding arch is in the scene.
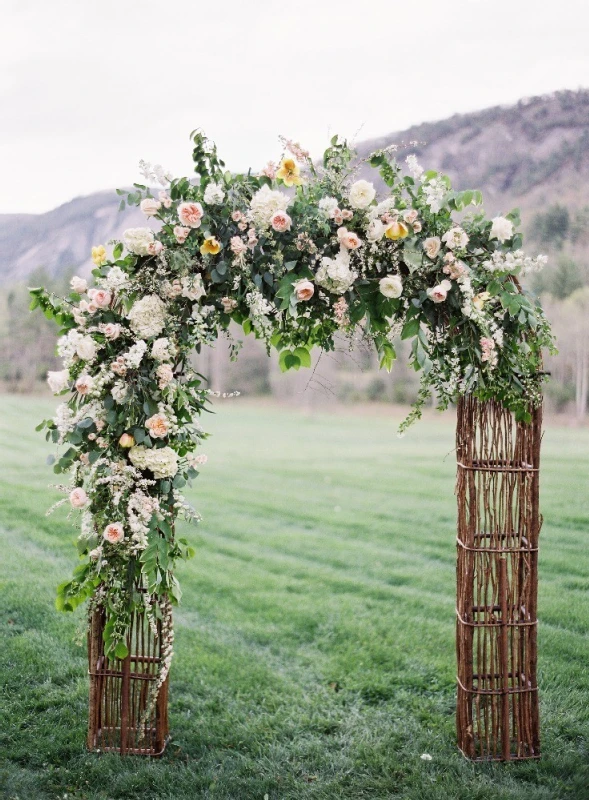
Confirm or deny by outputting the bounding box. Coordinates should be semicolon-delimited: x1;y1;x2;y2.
31;130;553;760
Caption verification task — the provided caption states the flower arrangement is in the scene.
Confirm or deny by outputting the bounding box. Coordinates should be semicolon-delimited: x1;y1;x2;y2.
31;130;553;670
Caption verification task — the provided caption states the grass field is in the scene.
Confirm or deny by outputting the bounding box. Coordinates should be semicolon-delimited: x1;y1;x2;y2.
0;394;588;800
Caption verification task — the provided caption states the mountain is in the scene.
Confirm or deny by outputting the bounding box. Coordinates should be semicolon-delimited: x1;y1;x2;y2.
1;89;588;283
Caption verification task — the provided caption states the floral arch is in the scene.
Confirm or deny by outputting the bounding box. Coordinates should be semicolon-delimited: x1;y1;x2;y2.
32;130;552;759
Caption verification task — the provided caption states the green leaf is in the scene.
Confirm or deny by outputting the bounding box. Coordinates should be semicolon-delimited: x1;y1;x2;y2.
114;641;129;660
293;347;311;368
401;318;420;340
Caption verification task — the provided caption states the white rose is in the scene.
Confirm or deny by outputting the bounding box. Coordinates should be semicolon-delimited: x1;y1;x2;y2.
123;227;155;255
76;336;98;362
366;219;386;242
47;370;69;394
441;227;469;251
203;182;226;205
349;180;376;210
379;275;403;299
140;198;162;217
70;276;87;293
489;216;514;243
423;236;441;260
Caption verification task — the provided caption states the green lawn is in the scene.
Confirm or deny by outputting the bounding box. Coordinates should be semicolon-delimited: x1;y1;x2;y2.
0;395;588;800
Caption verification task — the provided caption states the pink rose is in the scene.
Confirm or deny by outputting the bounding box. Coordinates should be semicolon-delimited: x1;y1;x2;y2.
110;358;127;376
230;236;248;255
293;278;314;301
147;240;164;256
427;279;452;303
90;288;112;308
333;209;344;225
177;201;204;228
341;209;353;221
270;211;292;232
69;487;88;508
238;221;248;231
158;191;173;209
101;323;121;340
232;210;244;222
174;225;190;244
140;197;161;217
103;522;125;545
75;374;94;395
337;227;362;250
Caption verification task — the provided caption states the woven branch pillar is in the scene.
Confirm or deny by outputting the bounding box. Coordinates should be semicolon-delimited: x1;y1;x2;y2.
87;605;170;756
456;396;542;761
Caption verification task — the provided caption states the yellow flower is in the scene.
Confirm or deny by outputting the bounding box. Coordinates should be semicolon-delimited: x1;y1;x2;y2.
200;236;222;256
384;220;409;241
91;245;107;266
473;291;491;310
276;157;302;187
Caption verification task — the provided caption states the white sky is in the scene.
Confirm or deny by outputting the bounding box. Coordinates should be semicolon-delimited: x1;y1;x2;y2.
1;0;588;214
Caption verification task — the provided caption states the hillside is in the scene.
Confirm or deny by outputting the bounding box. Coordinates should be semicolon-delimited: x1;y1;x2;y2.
1;88;588;283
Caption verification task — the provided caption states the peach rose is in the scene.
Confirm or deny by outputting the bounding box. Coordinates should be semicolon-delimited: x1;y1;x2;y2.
270;211;292;232
221;296;238;313
101;323;121;340
293;278;315;301
75;374;94;395
103;522;125;545
337;227;362;250
69;487;88;508
146;413;169;439
174;226;190;244
178;202;204;228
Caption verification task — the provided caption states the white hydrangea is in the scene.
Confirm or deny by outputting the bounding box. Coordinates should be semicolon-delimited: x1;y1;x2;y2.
151;337;176;362
123;227;155;256
315;248;357;294
249;185;290;226
203;182;225;205
127;294;167;338
128;445;179;478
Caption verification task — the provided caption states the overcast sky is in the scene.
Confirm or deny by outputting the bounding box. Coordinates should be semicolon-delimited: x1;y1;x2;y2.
1;0;587;214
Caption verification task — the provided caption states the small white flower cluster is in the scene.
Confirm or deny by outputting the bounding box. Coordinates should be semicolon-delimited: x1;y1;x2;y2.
245;290;275;339
138;159;173;186
421;177;446;213
481;249;548;276
203;182;225;205
127;489;160;552
98;266;128;292
123;340;148;369
406;154;424;180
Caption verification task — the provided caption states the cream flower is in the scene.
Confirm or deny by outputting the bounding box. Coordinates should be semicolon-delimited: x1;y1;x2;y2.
490;216;514;243
423;236;442;260
293;279;314;301
348;179;376;209
146;413;169;439
129;445;179;478
76;336;98;362
442;226;469;250
123;228;155;256
70;276;87;293
140;197;162;217
379;275;403;299
127;294;167;339
203;182;225;205
47;370;69;394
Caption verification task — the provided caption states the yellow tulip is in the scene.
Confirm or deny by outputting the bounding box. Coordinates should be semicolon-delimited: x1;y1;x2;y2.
91;245;107;266
385;220;409;241
200;236;222;256
276;157;302;187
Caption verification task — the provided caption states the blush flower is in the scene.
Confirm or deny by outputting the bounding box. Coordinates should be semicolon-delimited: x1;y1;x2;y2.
174;226;190;244
178;202;204;228
270;211;292;232
423;236;441;260
69;487;88;508
103;522;125;545
70;276;88;293
146;413;169;439
337;227;362;250
427;279;452;303
140;197;161;217
75;374;94;395
293;278;315;301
